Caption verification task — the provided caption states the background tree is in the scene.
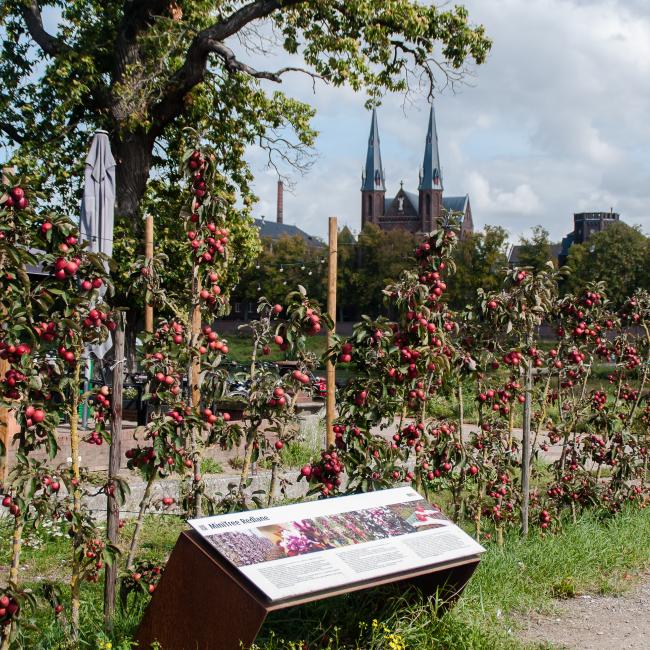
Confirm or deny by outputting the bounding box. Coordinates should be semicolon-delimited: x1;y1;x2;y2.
449;225;509;308
234;234;326;311
517;225;554;271
351;224;419;318
563;222;649;303
336;226;358;321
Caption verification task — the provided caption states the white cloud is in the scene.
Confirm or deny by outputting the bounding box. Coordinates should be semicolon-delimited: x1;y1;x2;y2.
239;0;650;244
466;172;542;217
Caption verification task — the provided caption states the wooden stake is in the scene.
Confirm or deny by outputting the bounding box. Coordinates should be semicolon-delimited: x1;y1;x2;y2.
521;360;532;537
144;214;154;334
104;313;125;630
0;357;10;483
326;217;338;448
189;266;202;514
69;355;82;638
0;167;14;483
190;279;201;408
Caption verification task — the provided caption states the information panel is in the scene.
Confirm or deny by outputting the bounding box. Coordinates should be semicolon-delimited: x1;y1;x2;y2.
188;487;485;602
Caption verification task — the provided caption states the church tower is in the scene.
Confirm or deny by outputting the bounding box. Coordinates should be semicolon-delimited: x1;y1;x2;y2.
361;108;386;228
418;105;443;233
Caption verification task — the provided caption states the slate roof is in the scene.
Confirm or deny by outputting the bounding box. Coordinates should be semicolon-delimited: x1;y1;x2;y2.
508;243;562;266
383;192;470;217
419;105;443;191
559;232;574;262
361;108;386;192
254;219;324;246
443;195;469;214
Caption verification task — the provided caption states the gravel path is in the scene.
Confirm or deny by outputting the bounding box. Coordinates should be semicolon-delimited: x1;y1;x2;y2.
519;574;650;649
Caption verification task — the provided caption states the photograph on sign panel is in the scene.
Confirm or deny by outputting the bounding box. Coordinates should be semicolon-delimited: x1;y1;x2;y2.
257;505;417;558
204;529;285;567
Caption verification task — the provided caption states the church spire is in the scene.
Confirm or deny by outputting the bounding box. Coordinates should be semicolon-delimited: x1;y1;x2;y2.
419;104;443;191
361;108;385;191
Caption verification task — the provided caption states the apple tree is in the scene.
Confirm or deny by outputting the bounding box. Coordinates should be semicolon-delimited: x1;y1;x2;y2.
0;174;124;645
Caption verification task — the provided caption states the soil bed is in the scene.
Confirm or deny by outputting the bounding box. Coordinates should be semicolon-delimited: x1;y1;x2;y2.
520;573;650;649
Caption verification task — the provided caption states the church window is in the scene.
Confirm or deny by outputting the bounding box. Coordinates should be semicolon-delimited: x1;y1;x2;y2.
425;194;431;218
368;194;373;216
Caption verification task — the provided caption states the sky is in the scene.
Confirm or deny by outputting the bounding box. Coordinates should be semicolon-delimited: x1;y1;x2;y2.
246;0;650;244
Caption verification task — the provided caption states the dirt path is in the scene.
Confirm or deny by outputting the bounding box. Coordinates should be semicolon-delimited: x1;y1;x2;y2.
519;574;650;649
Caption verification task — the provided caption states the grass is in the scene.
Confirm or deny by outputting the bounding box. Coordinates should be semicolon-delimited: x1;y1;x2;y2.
221;333;328;365
253;507;650;649
200;457;224;474
259;441;319;470
3;506;650;649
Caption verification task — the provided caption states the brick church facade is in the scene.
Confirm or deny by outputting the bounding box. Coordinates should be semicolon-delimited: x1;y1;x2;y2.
361;107;473;237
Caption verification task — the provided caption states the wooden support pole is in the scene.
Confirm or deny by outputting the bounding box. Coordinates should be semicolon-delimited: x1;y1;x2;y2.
189;266;202;514
0;357;10;483
144;214;154;334
190;274;202;409
521;361;532;537
326;217;338;448
0;166;14;483
104;313;125;630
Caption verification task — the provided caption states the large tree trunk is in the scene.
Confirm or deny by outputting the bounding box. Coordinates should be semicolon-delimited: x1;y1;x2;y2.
125;309;140;373
111;130;155;376
113;129;156;224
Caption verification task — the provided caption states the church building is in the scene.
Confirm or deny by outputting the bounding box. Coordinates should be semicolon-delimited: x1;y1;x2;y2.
361;107;473;237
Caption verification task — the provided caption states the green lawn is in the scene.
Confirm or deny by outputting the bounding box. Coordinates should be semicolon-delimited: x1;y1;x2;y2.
3;506;650;649
221;332;328;365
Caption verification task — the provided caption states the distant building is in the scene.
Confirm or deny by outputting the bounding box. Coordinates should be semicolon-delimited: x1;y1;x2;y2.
254;218;323;248
508;209;621;267
558;211;619;265
507;242;563;267
360;107;474;237
229;185;323;320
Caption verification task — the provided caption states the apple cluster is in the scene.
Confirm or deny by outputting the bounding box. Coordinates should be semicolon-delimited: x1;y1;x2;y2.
124;562;163;596
299;450;344;496
81;538;107;583
87;385;111;445
0;592;19;628
3;185;28;210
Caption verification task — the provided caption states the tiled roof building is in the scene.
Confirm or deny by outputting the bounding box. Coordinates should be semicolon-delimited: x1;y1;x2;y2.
253;218;323;247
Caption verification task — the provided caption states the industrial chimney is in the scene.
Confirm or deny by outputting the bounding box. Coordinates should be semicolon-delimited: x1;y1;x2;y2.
276;180;284;224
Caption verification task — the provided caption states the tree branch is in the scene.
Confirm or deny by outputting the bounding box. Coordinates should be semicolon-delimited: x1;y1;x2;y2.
21;1;70;57
151;0;306;129
114;0;170;77
0;121;24;144
210;41;321;84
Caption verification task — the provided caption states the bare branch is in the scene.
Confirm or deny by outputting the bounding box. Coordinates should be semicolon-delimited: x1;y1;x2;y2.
390;39;468;101
258;129;315;181
0;121;24;144
21;1;70;57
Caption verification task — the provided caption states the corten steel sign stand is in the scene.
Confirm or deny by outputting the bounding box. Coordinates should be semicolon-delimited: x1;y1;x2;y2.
136;530;480;650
